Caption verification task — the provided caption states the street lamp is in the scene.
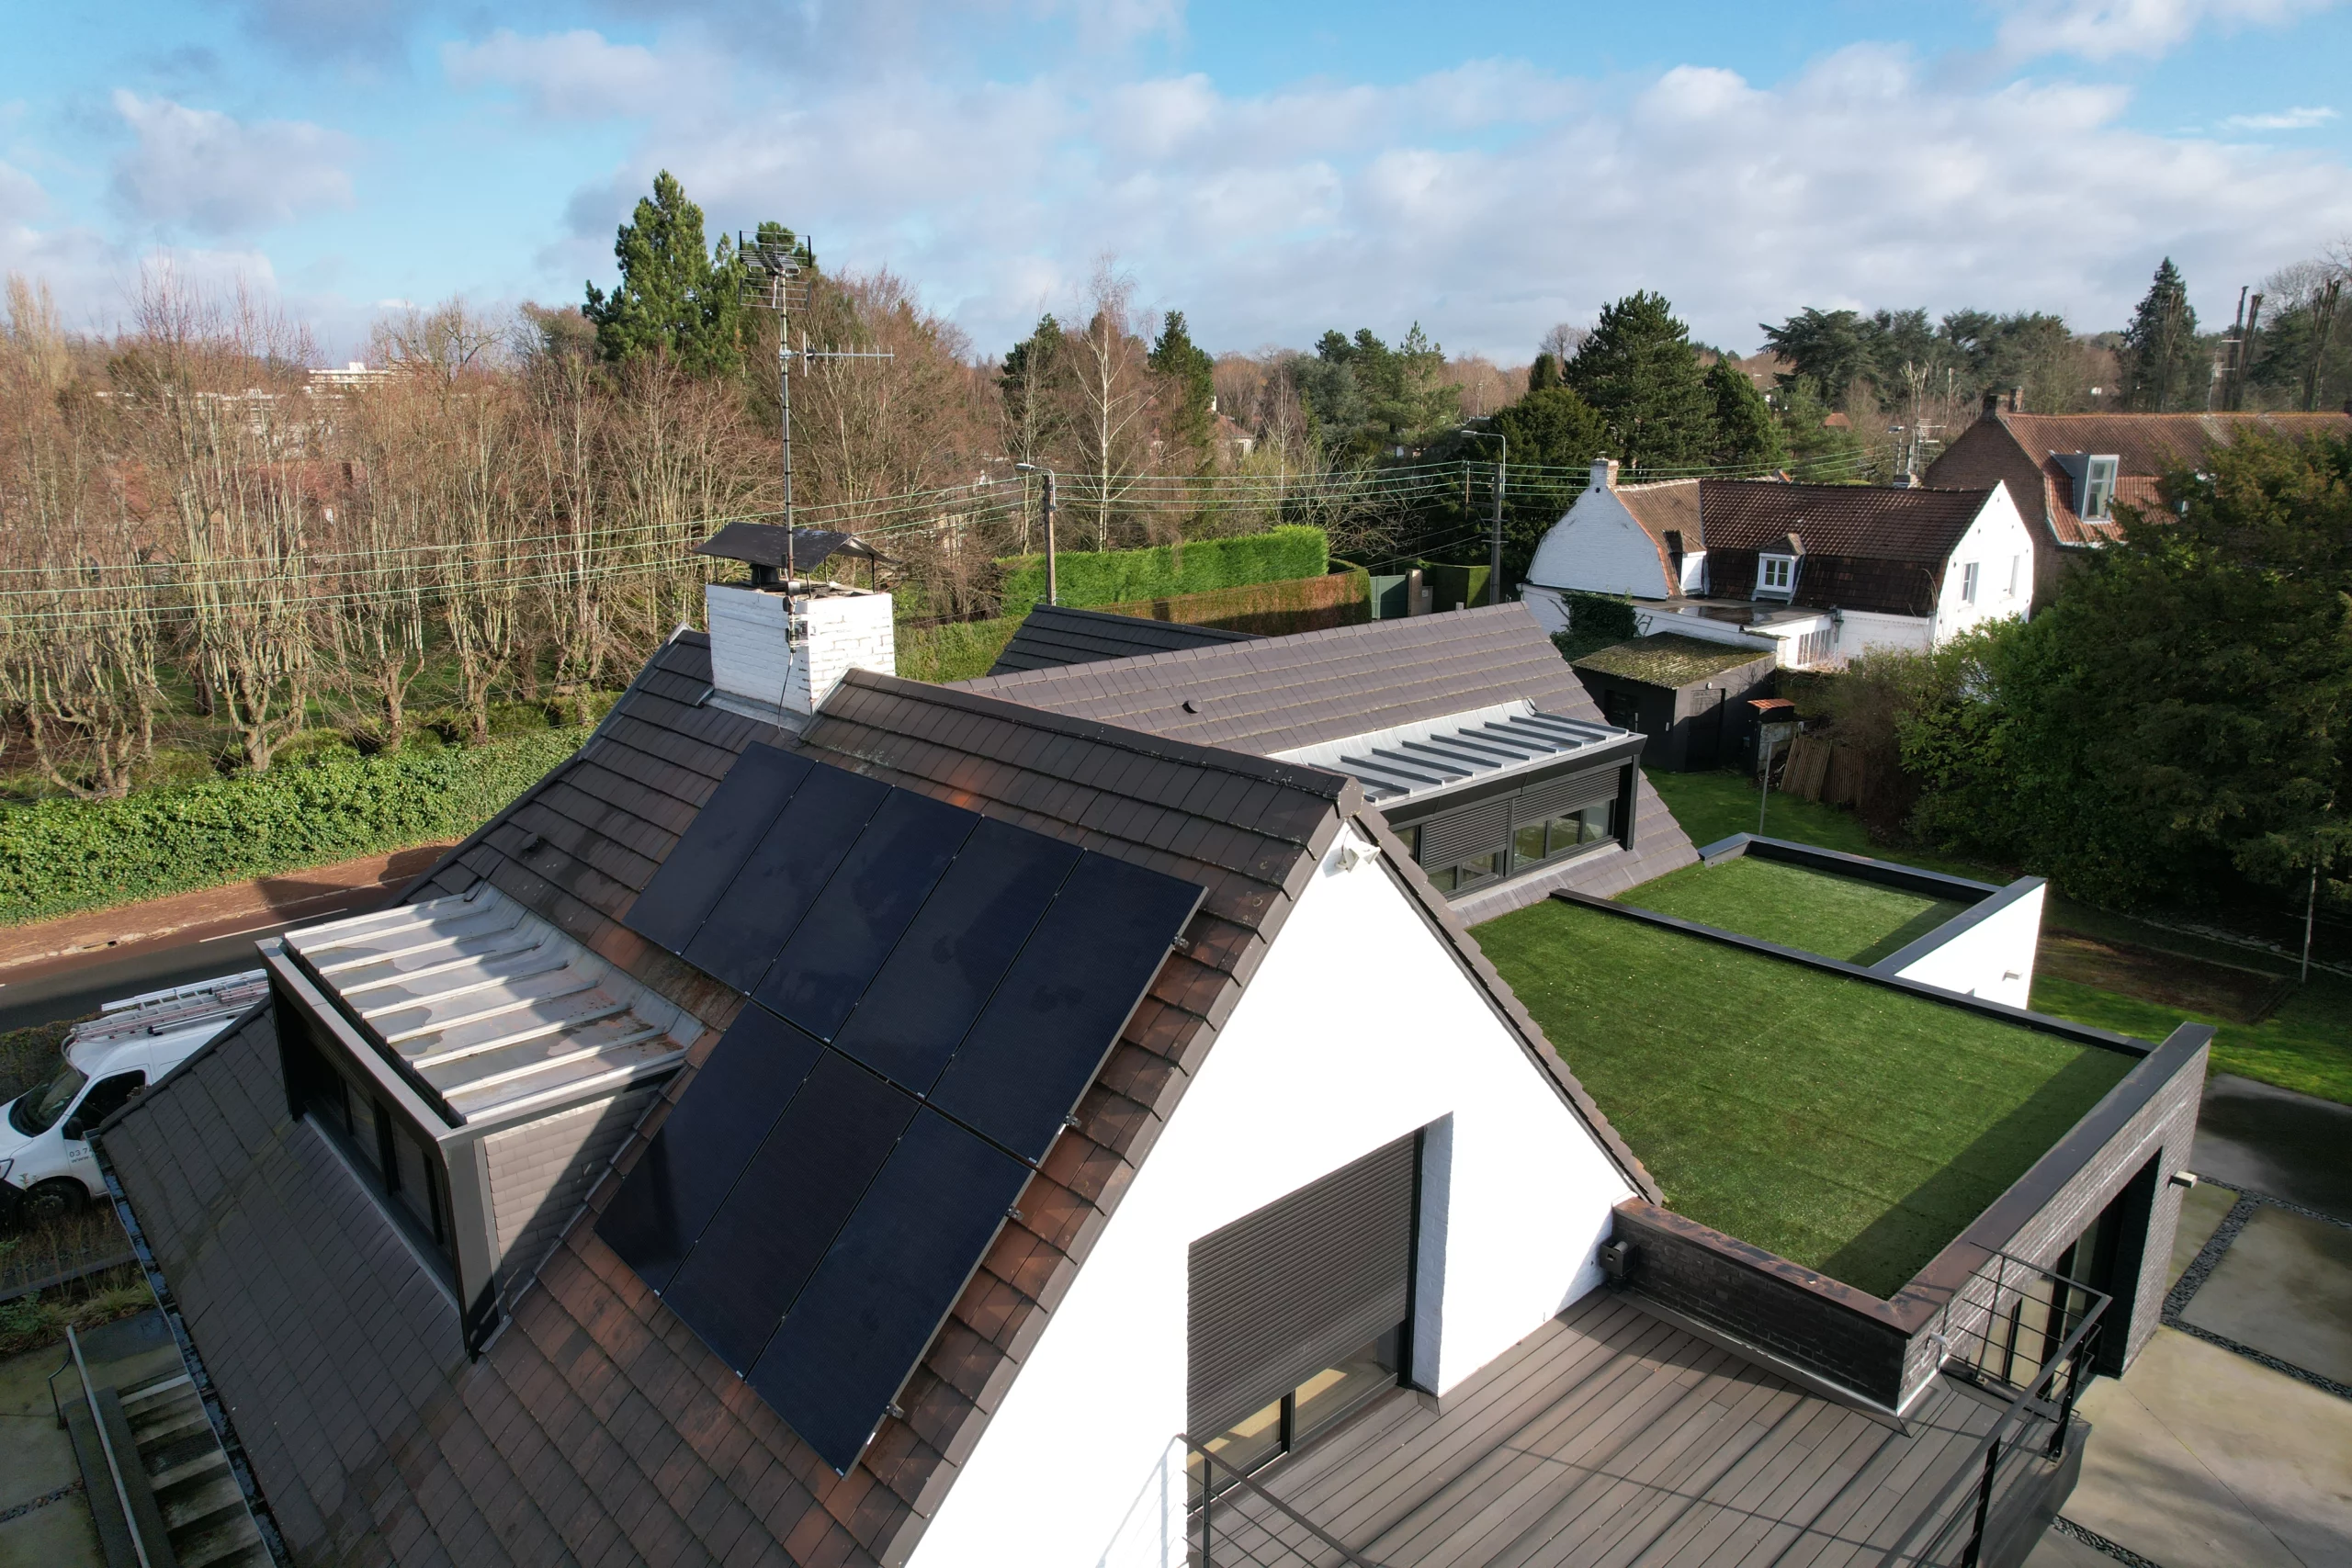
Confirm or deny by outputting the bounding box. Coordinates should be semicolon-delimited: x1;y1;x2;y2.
1457;425;1506;606
1012;463;1058;607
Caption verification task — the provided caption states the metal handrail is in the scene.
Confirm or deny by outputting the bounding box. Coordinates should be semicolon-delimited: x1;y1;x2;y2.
1183;1436;1387;1568
1876;1254;2110;1568
67;1323;156;1568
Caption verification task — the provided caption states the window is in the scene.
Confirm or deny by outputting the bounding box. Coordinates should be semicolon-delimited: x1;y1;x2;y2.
2007;556;2020;598
1758;555;1795;594
1404;772;1623;896
62;1072;146;1140
8;1062;86;1136
1961;562;1979;604
1790;627;1833;668
2082;456;2119;521
280;1006;452;1265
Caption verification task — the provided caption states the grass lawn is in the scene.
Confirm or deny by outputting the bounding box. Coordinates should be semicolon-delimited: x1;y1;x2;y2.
1476;898;2136;1298
1643;767;2352;1109
1619;856;1973;964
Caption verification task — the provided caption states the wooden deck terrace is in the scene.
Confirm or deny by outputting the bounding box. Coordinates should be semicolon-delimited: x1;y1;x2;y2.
1233;1289;2065;1568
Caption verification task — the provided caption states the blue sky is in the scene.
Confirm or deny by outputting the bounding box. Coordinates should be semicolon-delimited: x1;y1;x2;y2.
6;0;2350;360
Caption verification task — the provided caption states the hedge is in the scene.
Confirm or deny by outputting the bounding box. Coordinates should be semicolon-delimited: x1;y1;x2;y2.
996;526;1328;619
1101;568;1371;637
897;617;1023;684
0;728;589;926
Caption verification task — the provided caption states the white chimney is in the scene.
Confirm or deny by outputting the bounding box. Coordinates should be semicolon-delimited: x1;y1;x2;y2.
1591;457;1620;491
695;523;895;717
706;581;895;716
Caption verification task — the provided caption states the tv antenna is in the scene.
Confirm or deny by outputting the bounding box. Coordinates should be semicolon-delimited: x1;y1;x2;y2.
738;230;894;538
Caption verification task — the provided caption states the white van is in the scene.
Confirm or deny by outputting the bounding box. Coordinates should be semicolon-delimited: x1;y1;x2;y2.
0;970;267;1229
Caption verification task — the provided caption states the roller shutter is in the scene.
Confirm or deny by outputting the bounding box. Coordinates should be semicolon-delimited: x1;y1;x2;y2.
1513;765;1622;823
1187;1132;1417;1438
1415;799;1511;868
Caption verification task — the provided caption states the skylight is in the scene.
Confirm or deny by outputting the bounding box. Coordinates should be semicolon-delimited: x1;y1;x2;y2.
1272;701;1633;805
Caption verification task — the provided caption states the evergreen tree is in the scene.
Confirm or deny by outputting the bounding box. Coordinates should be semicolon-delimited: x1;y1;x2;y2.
2120;257;2203;412
1527;352;1561;391
999;314;1066;467
1705;360;1786;471
1485;386;1610;579
1148;310;1216;467
1565;291;1717;472
582;171;752;377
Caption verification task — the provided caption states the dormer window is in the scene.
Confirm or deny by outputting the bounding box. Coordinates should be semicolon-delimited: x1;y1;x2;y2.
2082;456;2119;521
1757;554;1796;598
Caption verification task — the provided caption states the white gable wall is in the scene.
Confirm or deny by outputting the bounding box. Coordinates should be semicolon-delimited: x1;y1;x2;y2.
1929;486;2035;642
1526;489;1675;601
1888;883;2044;1010
909;824;1636;1568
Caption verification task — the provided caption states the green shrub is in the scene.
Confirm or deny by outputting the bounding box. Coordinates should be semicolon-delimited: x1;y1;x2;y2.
996;525;1328;618
1102;568;1371;637
0;728;588;926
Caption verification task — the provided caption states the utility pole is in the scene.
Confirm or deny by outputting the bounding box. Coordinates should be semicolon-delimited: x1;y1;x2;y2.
1014;464;1058;605
1457;425;1506;606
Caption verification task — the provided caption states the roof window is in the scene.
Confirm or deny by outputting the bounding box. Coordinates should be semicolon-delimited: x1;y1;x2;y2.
1757;554;1797;599
2082;456;2119;521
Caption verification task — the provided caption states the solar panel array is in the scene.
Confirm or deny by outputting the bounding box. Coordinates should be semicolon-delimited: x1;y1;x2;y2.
604;743;1204;1471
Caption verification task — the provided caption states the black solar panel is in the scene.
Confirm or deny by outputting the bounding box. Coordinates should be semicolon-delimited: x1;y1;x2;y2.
749;1107;1032;1472
928;852;1204;1163
827;820;1080;1090
683;765;891;993
753;790;977;1040
661;1050;916;1374
593;1005;824;1293
623;744;811;953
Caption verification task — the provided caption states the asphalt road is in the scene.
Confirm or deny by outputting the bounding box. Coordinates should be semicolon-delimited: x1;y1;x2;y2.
0;892;396;1034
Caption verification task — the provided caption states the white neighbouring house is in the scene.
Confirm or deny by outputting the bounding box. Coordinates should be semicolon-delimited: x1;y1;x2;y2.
1521;460;2036;669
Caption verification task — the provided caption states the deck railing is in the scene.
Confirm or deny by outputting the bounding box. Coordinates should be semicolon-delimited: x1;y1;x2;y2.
1879;1250;2109;1568
1184;1437;1386;1568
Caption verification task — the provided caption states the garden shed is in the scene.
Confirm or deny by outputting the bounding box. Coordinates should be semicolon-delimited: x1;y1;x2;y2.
1571;633;1776;772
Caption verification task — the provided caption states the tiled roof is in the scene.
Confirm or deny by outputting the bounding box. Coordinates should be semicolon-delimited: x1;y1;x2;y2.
986;604;1257;677
1610;479;1702;557
101;619;1663;1568
1693;479;1991;562
955;604;1700;895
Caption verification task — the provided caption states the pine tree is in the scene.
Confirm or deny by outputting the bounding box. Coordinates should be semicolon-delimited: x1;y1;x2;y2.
1527;352;1561;392
999;314;1066;468
1148;310;1216;468
2120;257;2202;412
1565;291;1718;472
582;171;748;377
1705;360;1787;471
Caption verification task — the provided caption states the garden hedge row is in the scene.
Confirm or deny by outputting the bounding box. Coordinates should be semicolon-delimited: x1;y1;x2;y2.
1100;568;1370;637
0;728;588;926
996;525;1328;618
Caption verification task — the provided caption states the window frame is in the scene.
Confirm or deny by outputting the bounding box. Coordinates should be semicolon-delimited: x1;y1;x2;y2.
1960;561;1979;604
2082;456;2119;521
1758;554;1795;594
1400;763;1630;895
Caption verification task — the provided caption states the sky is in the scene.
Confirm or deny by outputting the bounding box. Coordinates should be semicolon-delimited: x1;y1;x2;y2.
6;0;2352;363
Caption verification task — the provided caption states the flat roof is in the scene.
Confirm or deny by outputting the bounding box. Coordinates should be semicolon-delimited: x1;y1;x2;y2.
1475;898;2134;1297
1573;633;1773;688
1619;855;1973;965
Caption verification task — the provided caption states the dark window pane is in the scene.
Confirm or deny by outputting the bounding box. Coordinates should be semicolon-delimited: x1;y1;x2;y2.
595;1005;825;1294
1514;822;1547;868
927;852;1203;1163
829;819;1080;1094
1292;1327;1402;1446
662;1050;917;1375
683;765;891;994
755;790;976;1040
1201;1397;1285;1480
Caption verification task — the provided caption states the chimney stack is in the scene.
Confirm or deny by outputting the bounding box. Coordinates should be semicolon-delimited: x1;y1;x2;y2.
694;524;895;717
2007;386;2023;413
1980;389;2001;419
1591;457;1620;491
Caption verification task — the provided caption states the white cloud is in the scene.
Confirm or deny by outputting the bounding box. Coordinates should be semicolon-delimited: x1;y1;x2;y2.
107;91;354;235
443;29;704;120
1990;0;2341;62
2221;105;2339;129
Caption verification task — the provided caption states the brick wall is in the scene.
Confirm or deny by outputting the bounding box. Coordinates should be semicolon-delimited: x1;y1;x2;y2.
705;582;898;715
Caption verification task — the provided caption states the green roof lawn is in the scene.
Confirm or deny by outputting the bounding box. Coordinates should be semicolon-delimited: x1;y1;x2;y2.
1618;855;1974;965
1573;633;1773;688
1475;899;2136;1298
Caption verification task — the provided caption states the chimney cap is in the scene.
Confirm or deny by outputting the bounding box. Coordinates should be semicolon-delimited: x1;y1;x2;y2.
696;522;888;572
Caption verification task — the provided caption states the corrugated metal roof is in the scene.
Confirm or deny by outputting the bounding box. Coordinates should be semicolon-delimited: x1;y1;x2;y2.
1273;700;1629;804
281;885;697;1122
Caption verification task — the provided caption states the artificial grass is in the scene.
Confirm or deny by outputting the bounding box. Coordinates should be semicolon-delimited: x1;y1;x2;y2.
1476;898;2136;1298
1619;856;1973;964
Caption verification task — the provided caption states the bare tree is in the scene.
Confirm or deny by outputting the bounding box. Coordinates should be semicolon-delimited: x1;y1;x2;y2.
1062;258;1155;548
1541;321;1589;364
